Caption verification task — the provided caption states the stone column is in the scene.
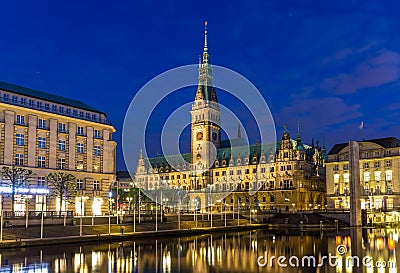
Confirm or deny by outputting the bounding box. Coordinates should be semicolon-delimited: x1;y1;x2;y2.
349;141;362;226
86;127;93;172
48;119;58;169
3;110;15;165
27;115;37;167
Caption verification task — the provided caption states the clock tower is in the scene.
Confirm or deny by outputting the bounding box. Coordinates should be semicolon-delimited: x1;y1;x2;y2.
190;21;221;173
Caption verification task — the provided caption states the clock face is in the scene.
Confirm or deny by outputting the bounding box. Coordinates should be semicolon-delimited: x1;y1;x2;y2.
196;131;203;141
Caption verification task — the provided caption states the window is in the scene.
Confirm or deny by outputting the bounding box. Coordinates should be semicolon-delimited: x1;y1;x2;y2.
38;156;46;168
37;177;46;187
77;126;84;136
3;94;9;101
16;115;25;125
92;114;97;121
343;173;350;183
66;108;71;115
374;162;380;168
16;133;25;146
36;101;42;109
38;119;46;129
269;167;274;172
76;160;84;171
386;170;392;181
58;140;66;151
57;158;66;169
374;151;380;157
364;172;370;182
229;170;234;175
58;123;66;133
76;179;84;190
334;174;340;183
73;110;77;116
374;171;381;181
343;164;349;171
44;103;50;110
245;169;249;174
94;130;101;139
280;166;285;171
363;162;369;169
15;154;24;166
20;98;26;105
37;137;46;148
29;99;34;107
270;181;275;189
333;165;339;171
77;143;84;153
270;195;275;203
261;167;266;173
93;180;101;190
59;107;64;114
386;160;391;167
79;111;84;118
222;170;226;175
94;145;101;156
12;96;17;103
52;105;57;113
237;170;242;175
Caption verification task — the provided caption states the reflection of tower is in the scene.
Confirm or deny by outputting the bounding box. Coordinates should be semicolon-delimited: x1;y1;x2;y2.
190;21;220;171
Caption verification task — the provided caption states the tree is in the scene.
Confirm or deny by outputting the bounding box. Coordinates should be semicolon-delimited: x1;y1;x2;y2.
0;166;33;212
46;172;77;216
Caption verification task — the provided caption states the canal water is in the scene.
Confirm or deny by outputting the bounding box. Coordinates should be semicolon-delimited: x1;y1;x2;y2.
0;228;397;273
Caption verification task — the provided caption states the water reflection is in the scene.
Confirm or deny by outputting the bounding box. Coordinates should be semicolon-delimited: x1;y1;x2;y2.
0;228;398;273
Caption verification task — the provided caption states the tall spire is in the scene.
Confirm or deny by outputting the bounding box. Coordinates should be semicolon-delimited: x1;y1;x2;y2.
237;122;241;138
202;21;209;64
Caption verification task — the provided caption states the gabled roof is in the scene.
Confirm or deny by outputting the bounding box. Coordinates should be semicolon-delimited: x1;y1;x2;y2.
328;137;400;155
0;81;105;115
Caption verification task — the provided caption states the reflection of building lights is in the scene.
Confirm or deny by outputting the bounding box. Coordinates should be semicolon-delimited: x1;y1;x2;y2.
388;238;395;250
376;238;384;251
336;236;342;245
92;251;101;270
162;251;171;273
393;232;399;242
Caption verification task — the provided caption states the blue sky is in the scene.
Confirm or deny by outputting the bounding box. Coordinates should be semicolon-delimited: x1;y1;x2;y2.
0;1;399;170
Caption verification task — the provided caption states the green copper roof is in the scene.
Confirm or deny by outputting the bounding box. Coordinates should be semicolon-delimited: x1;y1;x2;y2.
0;81;105;115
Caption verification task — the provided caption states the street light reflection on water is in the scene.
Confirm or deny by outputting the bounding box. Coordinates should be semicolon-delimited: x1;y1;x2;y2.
0;228;398;273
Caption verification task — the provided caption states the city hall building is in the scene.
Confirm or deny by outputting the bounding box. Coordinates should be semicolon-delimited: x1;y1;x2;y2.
0;81;116;215
326;137;400;210
135;24;326;212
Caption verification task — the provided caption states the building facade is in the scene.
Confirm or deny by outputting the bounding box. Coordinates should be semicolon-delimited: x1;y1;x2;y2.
0;81;116;215
135;23;326;212
326;138;400;210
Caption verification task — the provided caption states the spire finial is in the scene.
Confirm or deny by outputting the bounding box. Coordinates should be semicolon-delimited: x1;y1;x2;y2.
204;21;208;52
237;122;241;138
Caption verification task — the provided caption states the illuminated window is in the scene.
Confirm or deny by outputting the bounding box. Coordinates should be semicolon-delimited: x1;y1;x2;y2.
76;179;84;190
77;126;84;136
37;137;46;148
93;145;101;156
37;156;46;168
58;140;66;151
16;134;25;145
76;160;84;171
38;119;47;129
37;177;46;187
343;173;349;183
94;130;101;139
386;170;392;181
93;180;101;190
363;162;369;169
57;158;66;170
16;115;25;125
92;197;102;215
334;174;340;183
58;123;66;133
77;143;84;153
374;171;381;181
15;154;24;166
364;172;370;182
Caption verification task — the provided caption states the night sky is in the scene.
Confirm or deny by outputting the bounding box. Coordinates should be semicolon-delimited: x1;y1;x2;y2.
0;1;399;170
